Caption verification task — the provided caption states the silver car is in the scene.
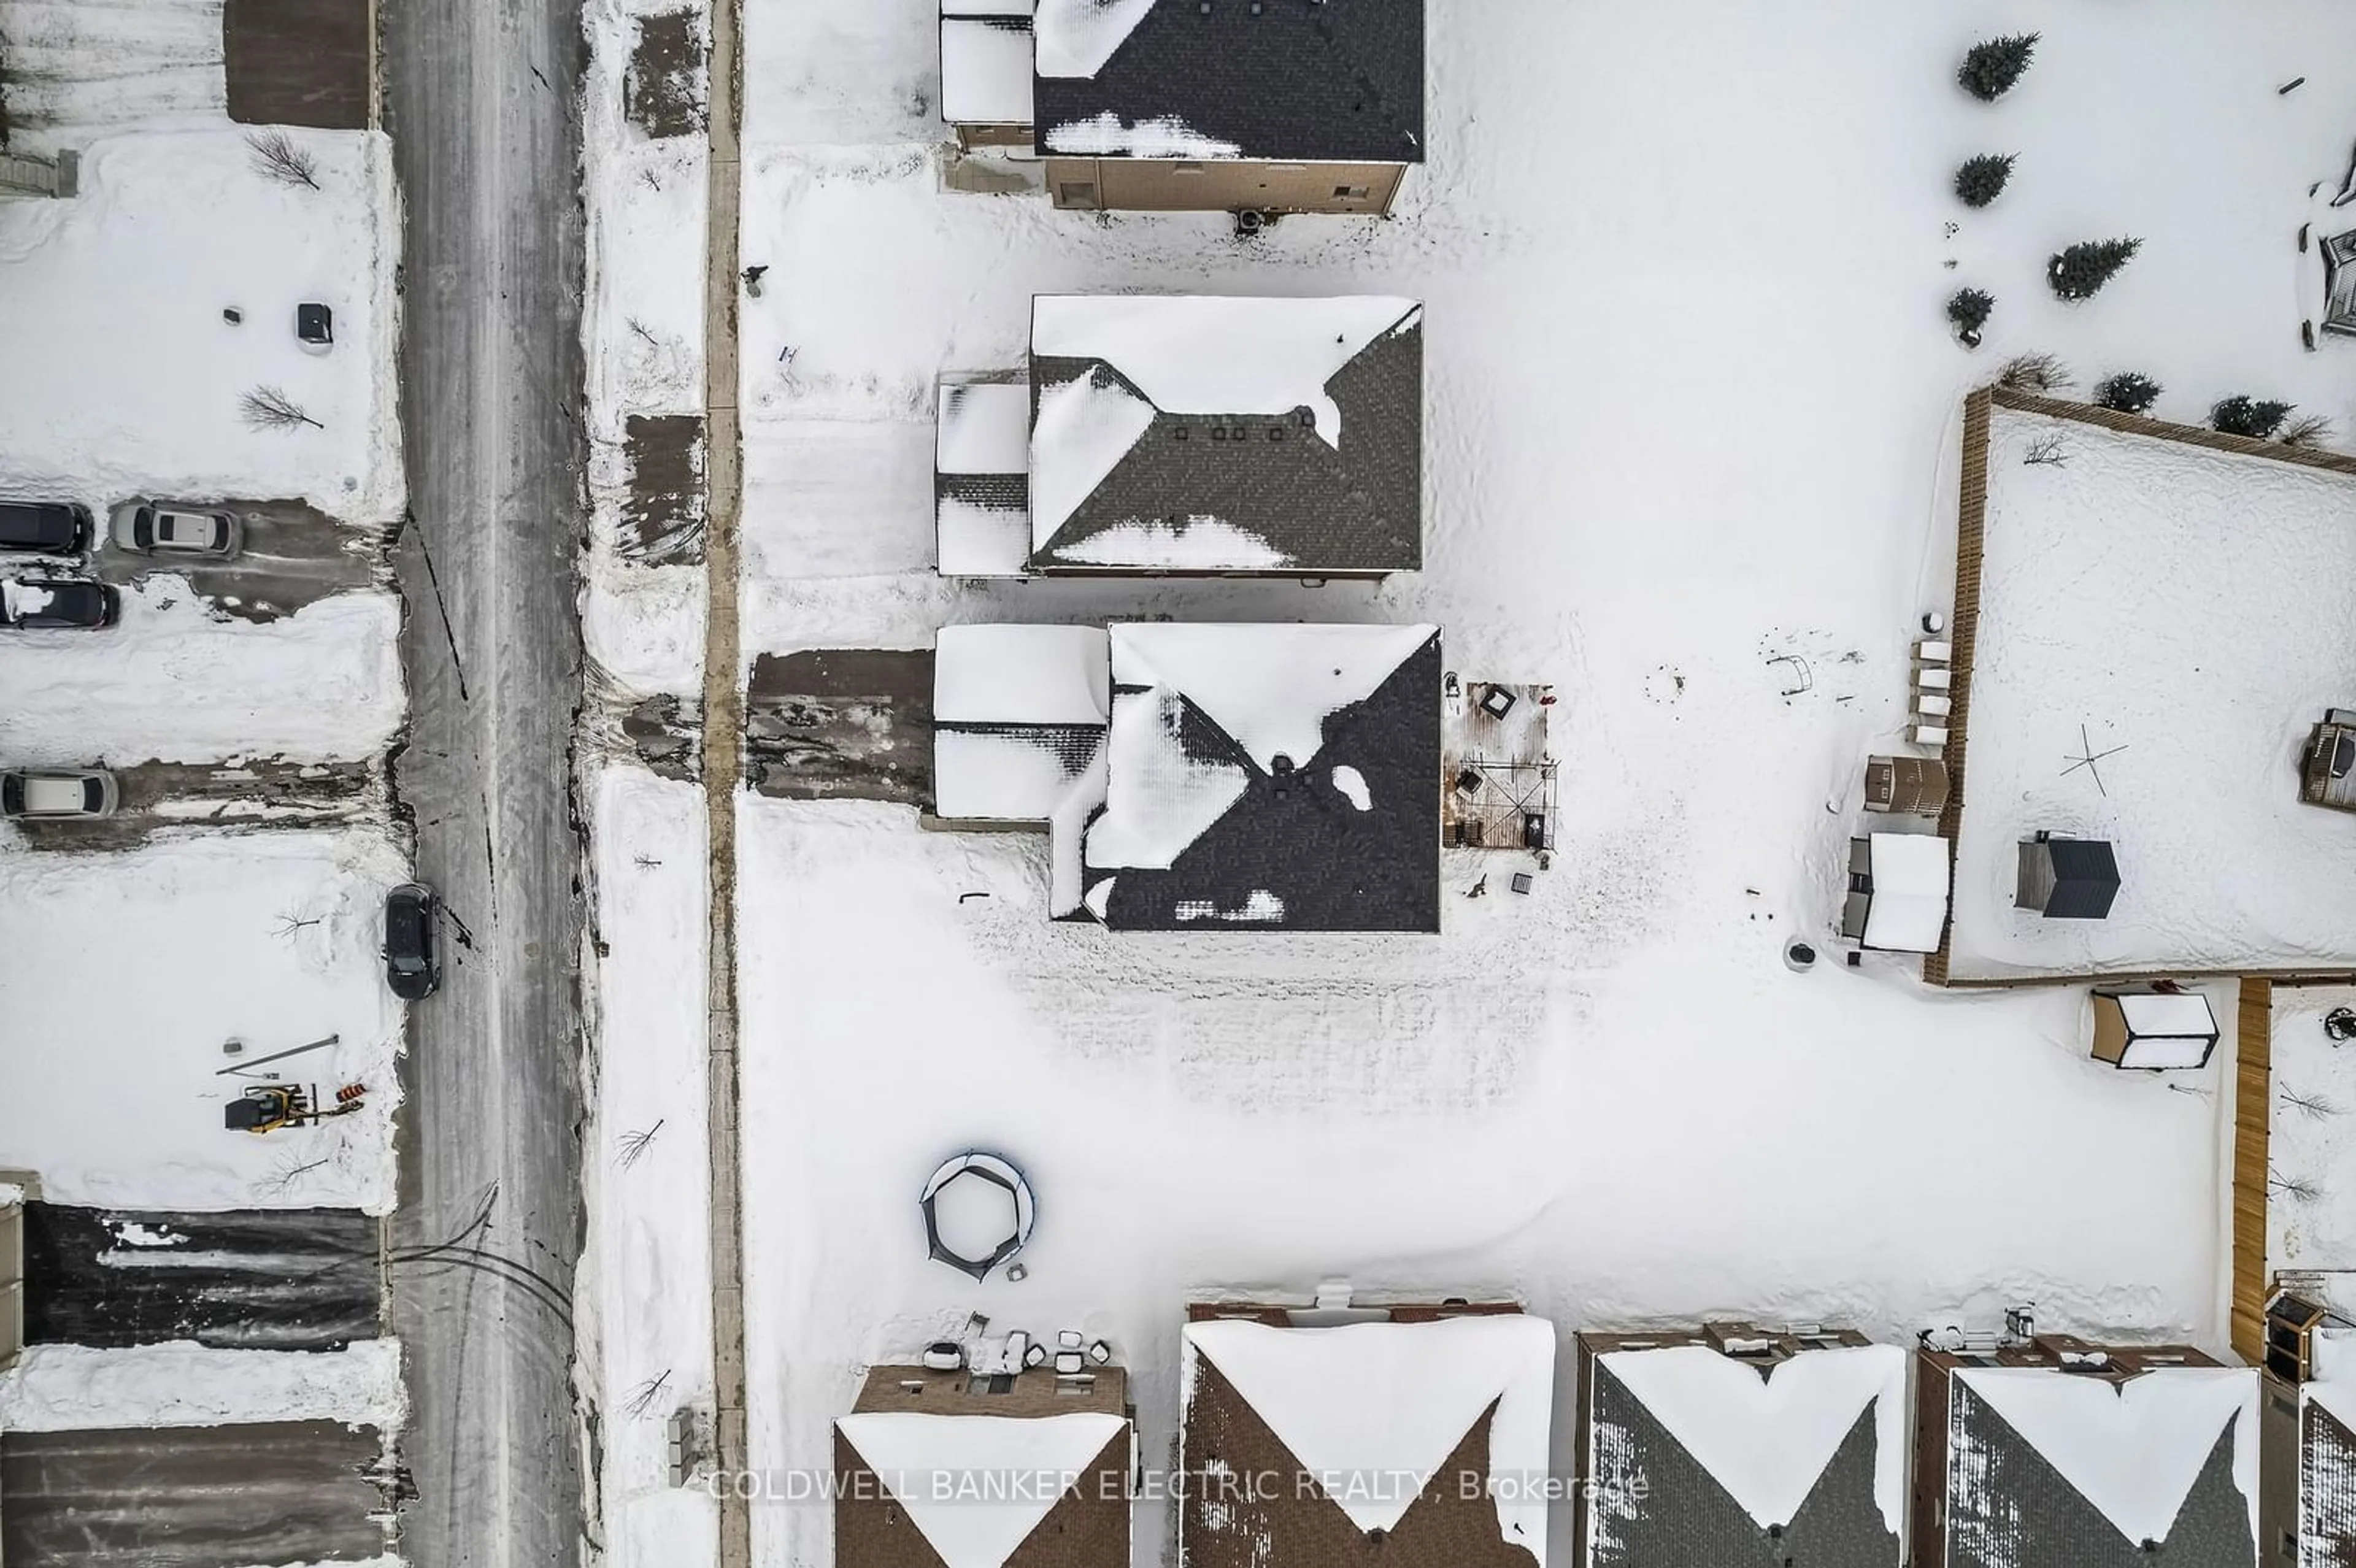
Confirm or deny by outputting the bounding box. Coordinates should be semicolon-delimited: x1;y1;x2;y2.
109;500;242;559
1;769;120;820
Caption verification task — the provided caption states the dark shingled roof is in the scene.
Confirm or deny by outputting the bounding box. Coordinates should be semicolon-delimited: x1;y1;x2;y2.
1034;0;1425;164
1583;1359;1900;1568
1028;310;1420;574
2304;1395;2356;1568
1088;629;1439;931
1943;1377;2255;1568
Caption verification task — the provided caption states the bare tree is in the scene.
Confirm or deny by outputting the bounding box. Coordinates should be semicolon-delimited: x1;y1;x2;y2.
2280;413;2338;449
272;909;325;941
616;1118;665;1170
2270;1165;2323;1204
2281;1085;2343;1121
1995;352;2074;394
2023;432;2069;466
624;1369;672;1416
245;129;321;191
242;385;324;431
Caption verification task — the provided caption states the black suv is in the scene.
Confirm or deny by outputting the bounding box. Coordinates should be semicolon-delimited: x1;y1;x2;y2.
383;883;442;1000
0;501;93;555
1;577;120;629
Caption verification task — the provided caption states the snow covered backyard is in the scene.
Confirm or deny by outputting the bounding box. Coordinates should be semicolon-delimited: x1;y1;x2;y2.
1944;408;2356;982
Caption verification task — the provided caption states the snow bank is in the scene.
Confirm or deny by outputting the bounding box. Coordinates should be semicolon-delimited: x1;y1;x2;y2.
0;129;404;525
576;766;718;1568
0;1340;403;1432
1947;412;2356;980
0;828;407;1212
0;582;402;766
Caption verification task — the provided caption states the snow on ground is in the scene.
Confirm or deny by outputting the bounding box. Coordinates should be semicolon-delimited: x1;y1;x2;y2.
0;580;401;766
2268;984;2356;1276
0;0;227;155
581;0;710;699
1946;410;2356;981
714;2;2356;1566
0;1339;402;1431
0;128;404;525
0;828;406;1212
577;765;718;1568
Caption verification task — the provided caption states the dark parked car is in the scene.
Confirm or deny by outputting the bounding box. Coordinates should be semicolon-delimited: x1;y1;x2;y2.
383;882;441;1000
0;501;93;555
0;577;120;629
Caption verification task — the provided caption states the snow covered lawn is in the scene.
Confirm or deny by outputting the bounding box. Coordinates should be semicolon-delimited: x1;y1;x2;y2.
0;580;402;766
0;128;403;525
578;765;718;1568
2268;983;2356;1277
1944;409;2356;982
0;828;407;1212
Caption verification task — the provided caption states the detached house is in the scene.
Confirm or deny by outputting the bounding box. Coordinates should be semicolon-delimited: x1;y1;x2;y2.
1573;1323;1908;1568
937;294;1423;579
1178;1301;1555;1568
1911;1335;2258;1568
833;1362;1135;1568
930;621;1443;931
2257;1291;2356;1568
940;0;1427;215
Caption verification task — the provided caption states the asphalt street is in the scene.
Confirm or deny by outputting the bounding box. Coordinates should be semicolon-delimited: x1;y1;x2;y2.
382;0;590;1561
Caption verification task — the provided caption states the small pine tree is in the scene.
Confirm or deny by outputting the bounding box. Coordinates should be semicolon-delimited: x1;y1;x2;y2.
1958;34;2039;101
1954;154;2017;209
2048;237;2142;301
2211;396;2293;439
2092;372;2162;415
1947;287;1994;347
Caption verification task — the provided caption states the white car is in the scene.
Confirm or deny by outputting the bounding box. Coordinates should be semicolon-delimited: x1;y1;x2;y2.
1;769;119;820
109;500;242;559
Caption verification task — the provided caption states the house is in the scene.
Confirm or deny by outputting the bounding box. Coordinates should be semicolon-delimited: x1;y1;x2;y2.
1178;1301;1555;1568
2257;1291;2356;1568
1839;833;1952;953
1911;1335;2259;1568
936;294;1423;579
834;1362;1135;1568
930;621;1444;931
937;0;1425;214
1573;1323;1907;1568
2088;986;2220;1070
2015;836;2122;920
1863;755;1949;817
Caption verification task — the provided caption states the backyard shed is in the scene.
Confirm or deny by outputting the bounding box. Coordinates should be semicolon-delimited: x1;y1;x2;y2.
2088;986;2220;1070
1863;755;1949;816
1840;833;1952;953
2015;836;2120;920
2325;228;2356;337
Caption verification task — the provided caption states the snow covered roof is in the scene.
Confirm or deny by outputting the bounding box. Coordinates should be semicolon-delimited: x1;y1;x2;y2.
1941;1363;2258;1564
1032;0;1425;165
2108;991;2217;1039
931;626;1112;858
940;10;1037;127
1027;295;1422;575
1083;622;1442;931
1584;1342;1906;1567
1860;833;1950;953
1180;1313;1555;1563
836;1409;1130;1568
937;379;1033;579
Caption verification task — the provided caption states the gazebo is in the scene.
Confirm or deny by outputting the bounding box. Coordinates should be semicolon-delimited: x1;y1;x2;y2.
919;1152;1037;1282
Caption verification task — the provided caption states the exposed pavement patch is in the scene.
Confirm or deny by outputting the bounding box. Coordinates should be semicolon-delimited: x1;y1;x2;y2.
2;1420;394;1566
10;759;382;851
223;0;371;129
743;647;933;804
91;498;387;625
625;9;708;139
622;412;708;565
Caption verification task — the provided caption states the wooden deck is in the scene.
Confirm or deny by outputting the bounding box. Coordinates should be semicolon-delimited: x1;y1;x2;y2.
2232;977;2273;1363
